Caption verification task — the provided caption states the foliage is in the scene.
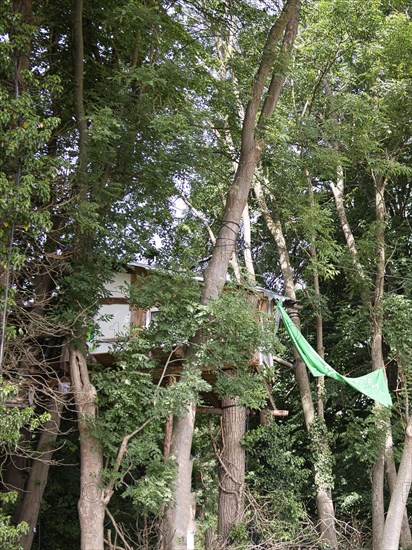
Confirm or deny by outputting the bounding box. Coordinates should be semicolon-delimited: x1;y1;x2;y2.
0;491;28;550
123;459;176;515
93;344;209;513
128;271;203;349
243;419;310;541
383;295;412;373
130;273;280;407
199;289;276;370
0;380;45;549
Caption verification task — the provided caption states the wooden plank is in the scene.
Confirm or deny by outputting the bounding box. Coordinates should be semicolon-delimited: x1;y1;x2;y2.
197;406;222;415
101;297;128;305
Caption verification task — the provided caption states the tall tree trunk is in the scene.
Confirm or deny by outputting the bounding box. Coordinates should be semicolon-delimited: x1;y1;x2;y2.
372;172;411;550
73;0;87;170
372;454;385;549
253;175;338;549
17;397;64;550
201;3;299;304
160;404;196;550
213;29;256;540
241;204;256;284
5;430;30;523
379;415;412;550
70;349;105;550
71;2;106;547
370;173;388;549
12;0;33;93
161;4;300;548
330;167;392;549
330;167;369;300
217;396;246;544
307;173;325;419
384;431;412;547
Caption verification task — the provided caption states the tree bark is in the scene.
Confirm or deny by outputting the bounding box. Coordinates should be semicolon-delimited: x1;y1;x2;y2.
17;397;64;550
71;2;106;545
5;430;30;523
330;167;369;303
160;403;196;550
217;396;246;544
73;0;87;169
70;348;105;550
379;416;412;550
372;453;385;549
12;0;33;94
371;173;388;549
374;171;411;549
241;204;256;284
307;172;325;419
161;3;300;547
384;431;412;547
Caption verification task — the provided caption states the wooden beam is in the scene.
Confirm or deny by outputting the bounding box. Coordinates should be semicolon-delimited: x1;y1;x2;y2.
197;406;222;415
101;297;128;305
271;410;289;417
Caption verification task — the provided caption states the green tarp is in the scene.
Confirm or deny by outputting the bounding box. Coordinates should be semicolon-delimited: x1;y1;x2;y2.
277;303;392;407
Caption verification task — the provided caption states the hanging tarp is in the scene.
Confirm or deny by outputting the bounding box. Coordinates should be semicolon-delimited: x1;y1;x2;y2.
277;303;392;407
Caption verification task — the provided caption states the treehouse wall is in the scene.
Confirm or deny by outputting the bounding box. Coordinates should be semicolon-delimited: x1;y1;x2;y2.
91;266;281;387
91;268;153;361
92;272;132;355
90;263;156;364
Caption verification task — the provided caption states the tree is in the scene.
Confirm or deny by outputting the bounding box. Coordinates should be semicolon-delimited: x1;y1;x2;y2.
161;1;301;547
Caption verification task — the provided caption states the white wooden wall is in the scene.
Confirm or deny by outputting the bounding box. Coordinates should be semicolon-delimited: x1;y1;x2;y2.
91;272;132;354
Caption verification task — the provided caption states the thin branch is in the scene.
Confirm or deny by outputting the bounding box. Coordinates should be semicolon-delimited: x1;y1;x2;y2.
106;508;133;550
179;194;216;245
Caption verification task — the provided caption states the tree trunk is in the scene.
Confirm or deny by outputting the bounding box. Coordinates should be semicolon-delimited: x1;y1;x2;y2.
70;348;105;550
202;3;299;304
254;174;338;548
331;167;392;549
379;417;412;550
161;3;300;547
241;204;256;284
285;305;337;549
204;526;216;550
330;167;369;302
370;173;390;549
12;0;33;94
160;403;196;550
73;0;87;168
372;453;385;549
307;176;337;545
17;397;64;550
384;431;412;547
5;429;30;523
307;173;325;420
217;396;246;545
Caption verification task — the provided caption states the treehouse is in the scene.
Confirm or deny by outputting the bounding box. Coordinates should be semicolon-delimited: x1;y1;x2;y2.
90;262;289;417
4;262;288;417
